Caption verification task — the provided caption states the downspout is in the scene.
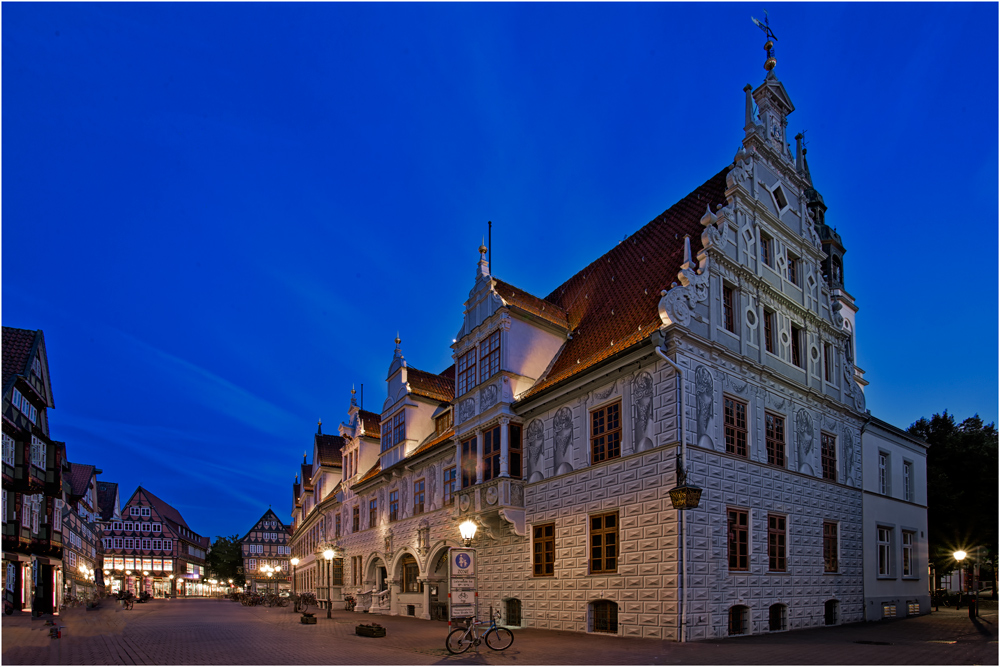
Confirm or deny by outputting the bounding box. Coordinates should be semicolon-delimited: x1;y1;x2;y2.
655;344;687;643
858;409;873;620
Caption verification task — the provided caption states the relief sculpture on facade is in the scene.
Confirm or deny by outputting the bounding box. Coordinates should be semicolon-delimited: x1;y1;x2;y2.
842;427;855;486
795;408;815;474
427;463;438;510
632;372;653;452
525;419;545;482
458;398;475;424
481;384;499;410
553;407;574;475
694;366;714;449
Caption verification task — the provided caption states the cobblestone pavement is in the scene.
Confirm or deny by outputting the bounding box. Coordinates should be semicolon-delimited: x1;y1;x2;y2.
2;598;997;665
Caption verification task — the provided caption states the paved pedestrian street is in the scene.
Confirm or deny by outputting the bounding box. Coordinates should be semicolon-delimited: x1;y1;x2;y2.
2;599;997;666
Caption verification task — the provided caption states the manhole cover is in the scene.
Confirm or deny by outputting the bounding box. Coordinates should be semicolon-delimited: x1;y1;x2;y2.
854;640;893;646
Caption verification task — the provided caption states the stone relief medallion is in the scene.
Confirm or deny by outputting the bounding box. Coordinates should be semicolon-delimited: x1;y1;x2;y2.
843;428;856;486
481;384;499;410
525;420;545;482
485;486;498;506
459;494;471;512
553;407;574;475
795;408;815;475
458;398;476;424
594;380;617;401
694;366;714;449
632;372;654;452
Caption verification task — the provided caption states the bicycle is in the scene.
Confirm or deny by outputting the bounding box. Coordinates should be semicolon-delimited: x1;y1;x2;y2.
446;609;514;654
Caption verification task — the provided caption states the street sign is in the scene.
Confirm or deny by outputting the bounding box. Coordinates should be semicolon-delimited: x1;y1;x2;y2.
450;578;475;590
451;549;475;577
451;590;475;605
450;604;475;618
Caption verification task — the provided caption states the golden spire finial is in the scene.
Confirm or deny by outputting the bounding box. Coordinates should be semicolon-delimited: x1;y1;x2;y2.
479;236;488;256
395;331;401;346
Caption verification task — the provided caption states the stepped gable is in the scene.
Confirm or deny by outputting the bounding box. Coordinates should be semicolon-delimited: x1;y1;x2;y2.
406;366;455;403
492;278;569;330
524;166;731;399
66;463;96;501
138;486;190;529
2;327;37;389
357;409;382;438
315;434;344;467
96;481;118;521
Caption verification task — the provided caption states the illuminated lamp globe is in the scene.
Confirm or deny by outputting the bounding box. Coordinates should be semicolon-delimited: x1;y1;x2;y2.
291;558;299;566
459;520;478;546
323;549;335;561
954;551;967;562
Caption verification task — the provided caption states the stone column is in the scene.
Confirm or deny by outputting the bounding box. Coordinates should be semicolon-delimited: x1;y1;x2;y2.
475;429;484;485
419;577;432;620
499;416;510;477
388;577;400;615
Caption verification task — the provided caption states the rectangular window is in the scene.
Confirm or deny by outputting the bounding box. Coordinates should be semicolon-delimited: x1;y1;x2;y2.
381;420;392;452
125;538;134;549
114;537;123;549
131;507;140;517
413;479;425;515
724;397;748;457
368;499;377;529
389;490;399;522
153;539;162;550
821;433;837;481
435;411;453;435
591;401;622;464
589;512;618;574
765;412;785;467
787;253;799;286
392;412;405;448
335;514;341;538
443;466;457;505
903;461;913;502
2;433;14;467
30;436;46;469
728;508;749;571
722;285;736;333
877;527;892;576
760;233;773;267
479;330;501;384
823;343;833;382
509;423;522;479
790;324;803;368
152;523;161;533
768;514;786;572
330;557;343;586
763;310;776;354
823;522;839;572
457;348;477;396
460;437;477;488
124;557;135;570
878;452;889;495
482;426;501;483
533;523;555;576
352;506;360;532
163;539;172;551
142;538;151;549
11;388;23;414
902;531;914;577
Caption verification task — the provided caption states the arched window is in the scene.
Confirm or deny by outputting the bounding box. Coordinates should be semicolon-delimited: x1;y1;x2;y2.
728;605;749;635
505;598;522;626
400;554;421;593
825;599;839;626
768;603;787;632
590;600;618;633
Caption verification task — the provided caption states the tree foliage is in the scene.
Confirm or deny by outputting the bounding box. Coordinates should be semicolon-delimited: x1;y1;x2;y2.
909;412;998;591
206;534;245;588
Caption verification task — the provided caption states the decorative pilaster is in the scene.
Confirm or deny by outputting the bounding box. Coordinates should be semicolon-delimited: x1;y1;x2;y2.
475;429;484;485
498;416;510;477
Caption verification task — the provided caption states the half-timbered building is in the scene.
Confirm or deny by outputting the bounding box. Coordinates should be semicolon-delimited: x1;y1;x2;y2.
63;462;104;600
241;508;292;593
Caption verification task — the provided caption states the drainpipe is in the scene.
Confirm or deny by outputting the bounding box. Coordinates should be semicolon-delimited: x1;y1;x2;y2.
858;409;873;620
655;344;687;643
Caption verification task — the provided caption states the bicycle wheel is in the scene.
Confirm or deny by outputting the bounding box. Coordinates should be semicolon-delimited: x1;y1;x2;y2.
446;628;472;654
485;627;514;650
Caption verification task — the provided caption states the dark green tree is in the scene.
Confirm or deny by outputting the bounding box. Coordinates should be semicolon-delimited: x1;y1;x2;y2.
909;412;998;597
206;535;245;589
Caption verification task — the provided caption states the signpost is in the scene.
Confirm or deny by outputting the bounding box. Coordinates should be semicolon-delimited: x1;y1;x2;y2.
447;547;477;625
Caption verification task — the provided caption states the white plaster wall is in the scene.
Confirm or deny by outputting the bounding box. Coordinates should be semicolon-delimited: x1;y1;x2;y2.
506;316;566;396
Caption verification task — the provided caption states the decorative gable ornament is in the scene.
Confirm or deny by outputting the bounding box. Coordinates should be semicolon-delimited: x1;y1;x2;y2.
657;208;726;328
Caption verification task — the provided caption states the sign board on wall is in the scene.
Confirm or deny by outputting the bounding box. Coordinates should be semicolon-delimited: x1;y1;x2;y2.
448;547;477;623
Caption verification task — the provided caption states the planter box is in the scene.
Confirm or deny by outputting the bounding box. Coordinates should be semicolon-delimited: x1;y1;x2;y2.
300;614;317;625
356;624;386;637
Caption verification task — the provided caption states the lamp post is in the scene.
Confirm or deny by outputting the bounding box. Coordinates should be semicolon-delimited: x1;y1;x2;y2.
169;574;175;599
291;558;299;596
323;549;335;619
954;551;967;610
459;520;477;547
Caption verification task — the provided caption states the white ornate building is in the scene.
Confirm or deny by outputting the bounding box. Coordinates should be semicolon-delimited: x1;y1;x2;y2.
287;40;928;640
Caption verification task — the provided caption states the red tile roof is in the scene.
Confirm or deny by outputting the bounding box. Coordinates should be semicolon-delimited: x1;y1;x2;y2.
293;480;301;506
492;278;569;330
406;366;455;403
66;463;96;501
410;427;455;458
134;486;190;530
2;327;38;390
356;460;382;484
357;409;381;439
523;167;731;399
315;434;344;467
96;481;118;521
301;463;313;488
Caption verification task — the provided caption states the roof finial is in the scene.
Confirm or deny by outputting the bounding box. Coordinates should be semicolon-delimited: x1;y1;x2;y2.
477;238;490;279
317;419;322;435
752;12;777;71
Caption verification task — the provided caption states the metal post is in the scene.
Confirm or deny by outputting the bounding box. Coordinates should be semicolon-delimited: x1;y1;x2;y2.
327;559;332;619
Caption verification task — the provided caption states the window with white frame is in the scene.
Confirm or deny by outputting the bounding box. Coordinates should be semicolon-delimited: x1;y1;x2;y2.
125;538;135;549
141;507;150;517
877;527;892;576
878;452;890;495
30;436;46;469
142;538;151;549
2;433;14;467
131;507;140;517
152;523;161;533
11;388;23;413
2;490;6;525
902;531;915;577
163;539;172;551
903;461;913;502
114;537;122;549
113;521;122;531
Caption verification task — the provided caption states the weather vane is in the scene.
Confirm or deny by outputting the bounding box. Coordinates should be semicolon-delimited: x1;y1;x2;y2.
751;12;778;71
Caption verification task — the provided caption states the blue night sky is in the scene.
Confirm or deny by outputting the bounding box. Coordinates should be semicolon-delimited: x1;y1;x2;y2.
3;3;996;540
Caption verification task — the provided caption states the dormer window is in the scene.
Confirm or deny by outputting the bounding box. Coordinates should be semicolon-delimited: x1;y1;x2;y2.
457;348;477;396
435;411;453;435
393;412;405;447
479;330;501;384
31;356;41;378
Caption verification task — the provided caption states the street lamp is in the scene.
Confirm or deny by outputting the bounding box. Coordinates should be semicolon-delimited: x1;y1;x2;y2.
459;520;477;547
291;557;299;596
323;549;335;619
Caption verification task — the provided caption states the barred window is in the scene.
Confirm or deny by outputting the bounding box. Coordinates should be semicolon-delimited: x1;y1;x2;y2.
724;397;748;457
